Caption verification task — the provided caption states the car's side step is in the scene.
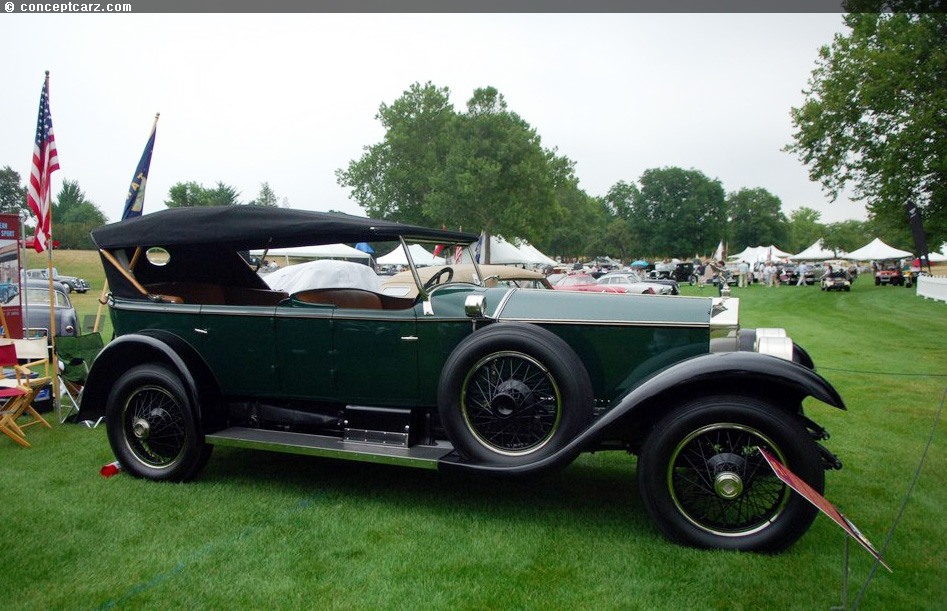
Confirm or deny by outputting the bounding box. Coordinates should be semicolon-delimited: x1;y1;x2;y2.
205;427;455;470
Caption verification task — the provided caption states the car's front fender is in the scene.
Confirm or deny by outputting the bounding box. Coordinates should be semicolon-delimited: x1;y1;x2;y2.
76;331;222;426
439;351;844;476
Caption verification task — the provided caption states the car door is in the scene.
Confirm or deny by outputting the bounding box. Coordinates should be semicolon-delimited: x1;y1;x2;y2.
273;300;419;405
332;306;419;405
197;303;281;396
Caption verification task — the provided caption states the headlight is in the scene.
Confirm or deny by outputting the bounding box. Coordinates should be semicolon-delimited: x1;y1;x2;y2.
756;336;794;360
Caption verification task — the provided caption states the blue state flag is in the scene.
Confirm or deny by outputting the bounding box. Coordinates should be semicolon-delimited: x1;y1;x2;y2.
122;117;158;220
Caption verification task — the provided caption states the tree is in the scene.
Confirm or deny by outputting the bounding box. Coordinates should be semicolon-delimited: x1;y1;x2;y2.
823;219;871;253
784;207;824;254
165;181;241;207
541;192;608;261
786;9;947;251
427;87;573;261
206;182;241;207
165;181;206;208
632;167;726;258
725;188;788;251
603;181;647;258
338;83;583;261
0;166;29;221
337;82;454;226
249;182;279;207
52;179;107;249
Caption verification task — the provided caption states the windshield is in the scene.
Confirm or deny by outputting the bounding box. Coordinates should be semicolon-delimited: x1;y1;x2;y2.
25;287;69;307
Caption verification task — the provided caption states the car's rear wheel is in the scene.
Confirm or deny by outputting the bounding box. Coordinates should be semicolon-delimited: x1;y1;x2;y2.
437;323;593;466
637;395;823;553
106;364;211;482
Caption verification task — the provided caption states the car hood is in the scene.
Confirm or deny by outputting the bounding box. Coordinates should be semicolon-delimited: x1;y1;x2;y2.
492;289;714;326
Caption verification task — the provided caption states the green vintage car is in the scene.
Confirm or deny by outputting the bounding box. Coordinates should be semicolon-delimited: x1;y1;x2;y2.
79;206;845;553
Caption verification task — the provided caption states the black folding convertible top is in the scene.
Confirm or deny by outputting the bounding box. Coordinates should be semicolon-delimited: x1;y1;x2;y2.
91;206;478;251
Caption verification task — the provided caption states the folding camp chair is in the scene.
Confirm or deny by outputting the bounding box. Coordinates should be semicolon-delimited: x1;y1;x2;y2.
0;341;51;447
56;332;105;424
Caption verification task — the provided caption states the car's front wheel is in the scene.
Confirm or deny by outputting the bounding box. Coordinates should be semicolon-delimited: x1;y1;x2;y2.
106;364;211;482
637;395;823;553
438;323;593;466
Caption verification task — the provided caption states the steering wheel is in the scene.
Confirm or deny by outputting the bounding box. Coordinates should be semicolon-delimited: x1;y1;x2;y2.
423;267;454;290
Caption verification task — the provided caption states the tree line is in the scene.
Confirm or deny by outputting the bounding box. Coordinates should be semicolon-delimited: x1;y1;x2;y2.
337;8;944;261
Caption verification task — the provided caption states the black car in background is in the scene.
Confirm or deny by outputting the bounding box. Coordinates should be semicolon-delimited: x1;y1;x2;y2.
25;267;91;293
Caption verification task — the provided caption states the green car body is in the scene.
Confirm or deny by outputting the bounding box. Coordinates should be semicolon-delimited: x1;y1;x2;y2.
79;206;845;553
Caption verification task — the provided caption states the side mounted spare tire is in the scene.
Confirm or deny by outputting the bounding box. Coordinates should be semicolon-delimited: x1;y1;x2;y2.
437;322;594;466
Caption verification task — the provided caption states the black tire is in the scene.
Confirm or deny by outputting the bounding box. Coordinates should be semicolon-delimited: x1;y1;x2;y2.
105;363;211;482
637;395;823;553
688;275;698;286
437;323;593;466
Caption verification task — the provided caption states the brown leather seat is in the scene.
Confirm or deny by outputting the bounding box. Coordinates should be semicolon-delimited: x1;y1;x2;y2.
294;289;383;310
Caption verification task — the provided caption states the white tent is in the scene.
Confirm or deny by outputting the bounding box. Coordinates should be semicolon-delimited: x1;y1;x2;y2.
729;245;792;263
790;239;840;261
251;244;371;264
843;238;912;261
376;243;445;267
486;235;530;265
518;242;558;266
452;235;522;265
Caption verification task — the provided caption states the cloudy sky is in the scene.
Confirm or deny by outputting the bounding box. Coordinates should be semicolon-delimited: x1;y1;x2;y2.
0;13;865;227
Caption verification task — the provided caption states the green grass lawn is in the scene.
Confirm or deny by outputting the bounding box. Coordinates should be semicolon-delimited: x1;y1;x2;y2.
2;254;946;610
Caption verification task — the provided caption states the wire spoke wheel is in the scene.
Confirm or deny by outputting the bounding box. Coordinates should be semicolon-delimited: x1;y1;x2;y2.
461;351;562;456
121;384;187;469
668;423;790;536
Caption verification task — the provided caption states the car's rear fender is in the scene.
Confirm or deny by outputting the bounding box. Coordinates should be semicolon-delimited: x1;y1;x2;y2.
77;331;223;427
439;351;844;476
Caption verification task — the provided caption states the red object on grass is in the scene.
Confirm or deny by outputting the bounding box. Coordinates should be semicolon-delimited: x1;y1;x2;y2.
100;461;122;477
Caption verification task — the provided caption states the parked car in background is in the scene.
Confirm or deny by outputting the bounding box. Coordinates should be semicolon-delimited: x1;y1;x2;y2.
649;262;697;286
874;263;906;286
820;270;852;292
598;271;677;295
22;278;78;337
0;282;18;304
553;273;656;294
779;265;817;286
26;267;91;293
78;206;846;554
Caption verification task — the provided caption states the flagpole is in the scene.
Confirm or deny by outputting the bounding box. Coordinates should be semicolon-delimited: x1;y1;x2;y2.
93;112;159;334
41;71;60;404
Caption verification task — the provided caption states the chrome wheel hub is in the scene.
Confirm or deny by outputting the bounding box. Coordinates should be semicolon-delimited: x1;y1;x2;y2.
714;472;744;499
132;418;150;440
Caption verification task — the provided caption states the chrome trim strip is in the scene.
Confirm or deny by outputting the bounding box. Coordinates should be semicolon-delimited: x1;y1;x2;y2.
201;305;279;316
110;300;201;314
492;288;517;319
496;316;709;328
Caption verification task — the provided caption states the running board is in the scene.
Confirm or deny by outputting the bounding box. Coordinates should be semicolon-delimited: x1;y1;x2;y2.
205;427;455;470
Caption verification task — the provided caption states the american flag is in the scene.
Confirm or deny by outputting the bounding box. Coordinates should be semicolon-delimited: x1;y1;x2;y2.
27;73;60;253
